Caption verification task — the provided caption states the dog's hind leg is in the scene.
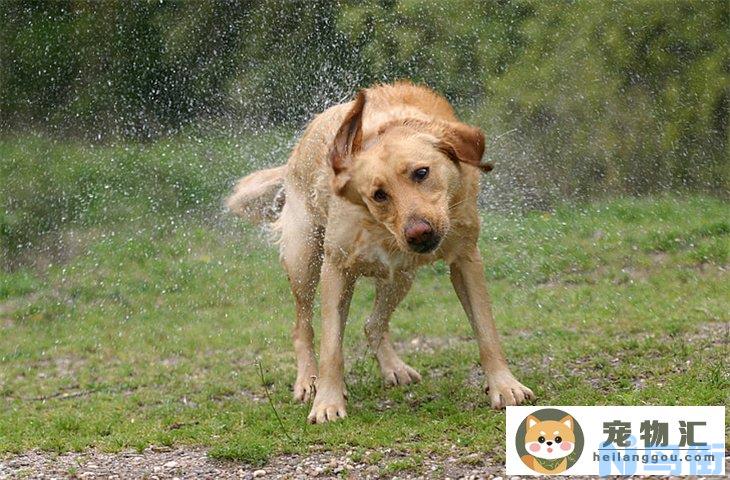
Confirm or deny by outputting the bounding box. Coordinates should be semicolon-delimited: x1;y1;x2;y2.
278;192;323;402
364;273;421;386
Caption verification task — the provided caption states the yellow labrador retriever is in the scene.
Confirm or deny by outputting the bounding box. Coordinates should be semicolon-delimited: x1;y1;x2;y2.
227;81;533;423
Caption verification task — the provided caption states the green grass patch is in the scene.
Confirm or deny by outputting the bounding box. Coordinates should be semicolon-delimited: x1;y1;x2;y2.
0;137;728;466
0;131;292;256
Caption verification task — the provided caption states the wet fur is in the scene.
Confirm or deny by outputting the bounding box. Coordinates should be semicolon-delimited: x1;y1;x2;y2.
226;81;533;423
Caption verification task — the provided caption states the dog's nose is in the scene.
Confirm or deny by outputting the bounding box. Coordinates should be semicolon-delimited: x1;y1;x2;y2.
405;220;432;242
404;220;440;253
546;441;553;446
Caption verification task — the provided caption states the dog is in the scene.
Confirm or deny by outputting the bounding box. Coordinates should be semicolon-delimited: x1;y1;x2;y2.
521;415;576;474
227;81;533;423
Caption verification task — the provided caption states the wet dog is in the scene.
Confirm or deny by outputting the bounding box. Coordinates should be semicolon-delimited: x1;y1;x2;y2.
227;81;533;423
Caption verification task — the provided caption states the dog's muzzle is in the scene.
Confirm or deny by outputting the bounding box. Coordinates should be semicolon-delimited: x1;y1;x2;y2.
404;220;441;254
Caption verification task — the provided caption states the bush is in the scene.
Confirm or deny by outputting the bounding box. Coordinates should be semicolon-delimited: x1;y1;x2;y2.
480;1;729;203
1;1;727;207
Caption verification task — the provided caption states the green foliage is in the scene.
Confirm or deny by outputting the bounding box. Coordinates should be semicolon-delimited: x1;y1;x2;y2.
480;1;729;199
1;1;728;200
1;1;247;137
228;0;362;124
338;0;533;101
0;269;37;299
0;0;358;136
209;440;273;466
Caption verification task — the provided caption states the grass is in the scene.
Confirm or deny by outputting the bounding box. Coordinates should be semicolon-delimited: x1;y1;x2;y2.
0;131;294;258
0;136;728;470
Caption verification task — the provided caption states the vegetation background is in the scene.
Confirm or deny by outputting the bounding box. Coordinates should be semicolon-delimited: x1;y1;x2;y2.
3;1;728;193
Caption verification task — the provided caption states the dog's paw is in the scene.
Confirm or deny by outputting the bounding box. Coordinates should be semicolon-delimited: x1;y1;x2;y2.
307;388;347;424
485;370;534;409
293;374;317;403
381;361;422;386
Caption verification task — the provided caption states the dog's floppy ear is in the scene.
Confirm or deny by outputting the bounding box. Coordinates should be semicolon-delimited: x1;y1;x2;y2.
329;91;365;194
436;122;491;173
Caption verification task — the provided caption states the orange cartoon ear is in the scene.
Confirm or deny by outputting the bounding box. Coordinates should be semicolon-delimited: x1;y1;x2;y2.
560;415;573;430
526;415;540;429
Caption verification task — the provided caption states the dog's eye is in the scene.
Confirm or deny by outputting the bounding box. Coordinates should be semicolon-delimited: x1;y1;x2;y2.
372;189;388;202
538;436;546;443
554;436;562;443
412;167;429;182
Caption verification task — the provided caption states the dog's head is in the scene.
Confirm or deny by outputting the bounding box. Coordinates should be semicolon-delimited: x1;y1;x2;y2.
329;91;490;254
523;415;576;461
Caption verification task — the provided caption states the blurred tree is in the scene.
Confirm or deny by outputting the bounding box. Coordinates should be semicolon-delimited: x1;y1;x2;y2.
481;1;729;198
0;0;727;198
337;0;533;106
227;0;363;126
1;0;252;138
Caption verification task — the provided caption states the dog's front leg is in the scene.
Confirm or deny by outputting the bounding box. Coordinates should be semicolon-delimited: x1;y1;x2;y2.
450;246;534;409
365;273;421;386
307;257;356;424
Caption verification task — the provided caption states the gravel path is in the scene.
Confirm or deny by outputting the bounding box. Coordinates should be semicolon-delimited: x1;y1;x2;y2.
1;447;727;479
0;447;496;479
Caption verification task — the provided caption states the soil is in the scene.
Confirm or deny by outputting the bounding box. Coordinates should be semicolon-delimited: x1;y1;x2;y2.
1;447;727;479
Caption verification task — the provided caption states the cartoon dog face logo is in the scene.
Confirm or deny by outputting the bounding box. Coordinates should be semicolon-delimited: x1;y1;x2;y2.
525;414;575;460
517;409;583;474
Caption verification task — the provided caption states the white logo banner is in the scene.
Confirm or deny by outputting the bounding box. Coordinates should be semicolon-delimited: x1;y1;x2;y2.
506;406;725;476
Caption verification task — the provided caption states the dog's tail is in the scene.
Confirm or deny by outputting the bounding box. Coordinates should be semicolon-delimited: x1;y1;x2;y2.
225;165;287;224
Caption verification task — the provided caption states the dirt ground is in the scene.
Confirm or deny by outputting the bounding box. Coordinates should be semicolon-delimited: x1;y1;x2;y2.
1;447;728;479
1;447;489;479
